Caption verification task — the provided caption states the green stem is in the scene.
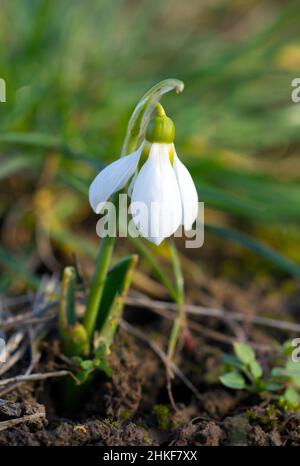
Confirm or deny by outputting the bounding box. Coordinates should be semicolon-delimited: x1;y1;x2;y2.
167;240;186;363
121;79;184;155
129;236;178;302
169;239;184;300
84;234;115;341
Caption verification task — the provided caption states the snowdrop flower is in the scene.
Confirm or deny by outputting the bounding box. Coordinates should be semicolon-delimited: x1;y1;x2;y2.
89;110;198;245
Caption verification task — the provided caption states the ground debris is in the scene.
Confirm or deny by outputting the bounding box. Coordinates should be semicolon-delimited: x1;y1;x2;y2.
171;419;223;446
0;400;45;433
224;415;250;446
0;399;22;419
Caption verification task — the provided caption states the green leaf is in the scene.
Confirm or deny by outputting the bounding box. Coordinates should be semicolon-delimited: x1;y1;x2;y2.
282;387;300;409
59;266;77;328
0;132;92;163
285;360;300;388
234;342;256;365
58;266;89;358
94;359;112;377
0;155;37;180
96;255;138;332
282;341;295;357
95;255;138;359
222;353;244;370
72;356;83;366
249;360;263;380
76;369;91;385
265;382;283;392
80;360;94;372
206;224;300;278
271;367;287;379
126;233;178;301
219;371;246;390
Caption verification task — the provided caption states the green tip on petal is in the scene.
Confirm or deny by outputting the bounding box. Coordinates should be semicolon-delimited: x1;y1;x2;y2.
146;115;175;144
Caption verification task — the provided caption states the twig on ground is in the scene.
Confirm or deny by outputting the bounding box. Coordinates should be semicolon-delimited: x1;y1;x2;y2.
0;293;34;307
190;319;273;351
0;411;46;432
0;305;57;331
4;331;25;355
25;327;40;376
0;370;75;387
223;318;247;341
125;296;300;333
126;297;275;352
3;294;300;334
0;285;60;395
8;314;55;331
0;342;27;377
166;372;178;412
0;382;26;397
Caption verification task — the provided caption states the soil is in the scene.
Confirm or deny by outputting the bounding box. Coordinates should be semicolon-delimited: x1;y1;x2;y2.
1;268;300;446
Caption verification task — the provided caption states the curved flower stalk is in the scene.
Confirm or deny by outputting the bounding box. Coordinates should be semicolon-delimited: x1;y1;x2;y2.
89;105;198;245
121;79;184;156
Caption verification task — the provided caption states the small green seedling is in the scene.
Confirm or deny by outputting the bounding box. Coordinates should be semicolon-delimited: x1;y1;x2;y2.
219;341;300;410
153;404;171;430
59;256;138;403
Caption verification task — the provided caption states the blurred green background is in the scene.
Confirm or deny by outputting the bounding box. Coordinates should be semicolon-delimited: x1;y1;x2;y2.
1;0;300;293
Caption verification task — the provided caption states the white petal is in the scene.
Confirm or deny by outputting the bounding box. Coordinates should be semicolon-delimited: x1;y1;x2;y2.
131;143;182;244
173;149;198;230
89;149;141;213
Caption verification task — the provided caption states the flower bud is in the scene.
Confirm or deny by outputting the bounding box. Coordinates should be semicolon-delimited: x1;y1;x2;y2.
146;115;175;144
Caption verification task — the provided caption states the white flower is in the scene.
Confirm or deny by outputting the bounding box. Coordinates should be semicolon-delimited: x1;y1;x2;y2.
89;117;198;245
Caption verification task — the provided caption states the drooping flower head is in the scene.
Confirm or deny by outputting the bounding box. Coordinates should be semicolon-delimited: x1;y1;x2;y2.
89;105;198;244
